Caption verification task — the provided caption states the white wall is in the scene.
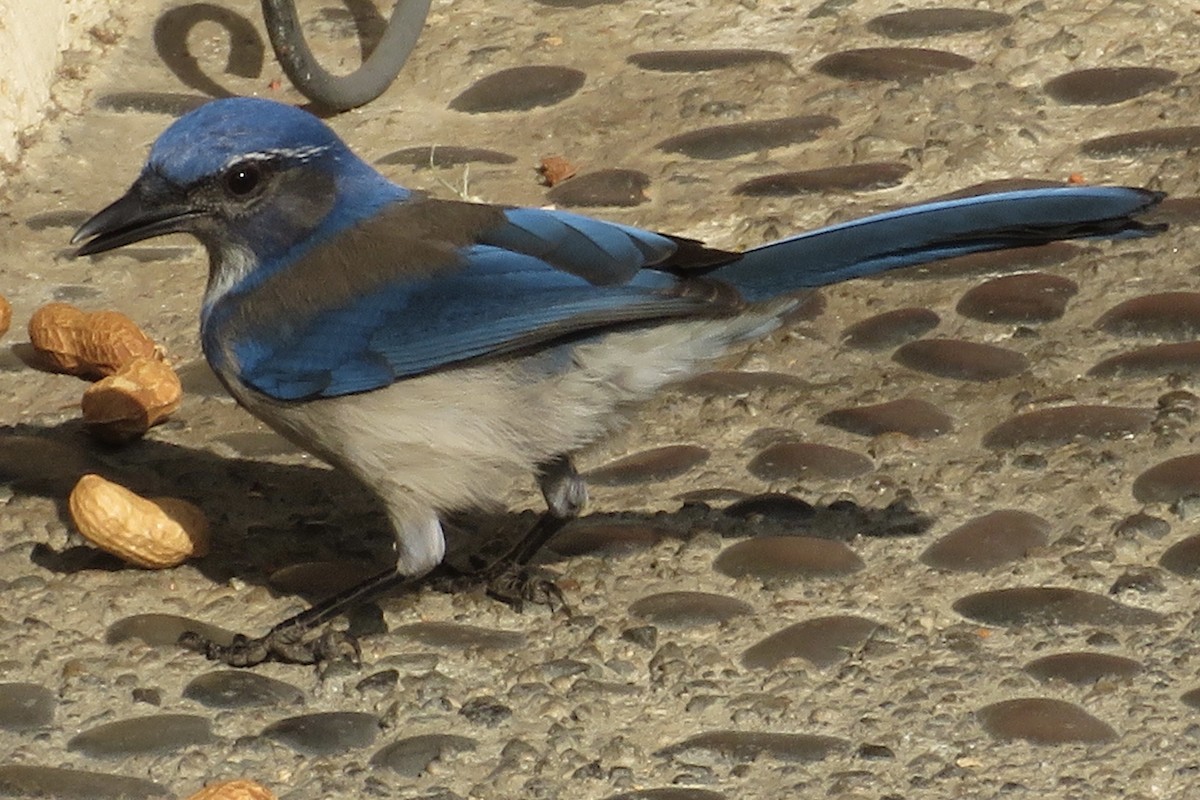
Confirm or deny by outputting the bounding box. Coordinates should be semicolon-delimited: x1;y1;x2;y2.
0;0;111;169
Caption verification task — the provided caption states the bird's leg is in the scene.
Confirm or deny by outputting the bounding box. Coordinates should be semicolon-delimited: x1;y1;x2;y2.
179;459;585;667
430;454;586;610
178;565;425;667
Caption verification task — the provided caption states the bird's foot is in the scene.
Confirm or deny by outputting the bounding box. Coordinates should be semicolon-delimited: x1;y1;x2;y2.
484;563;567;612
429;560;568;613
179;624;361;668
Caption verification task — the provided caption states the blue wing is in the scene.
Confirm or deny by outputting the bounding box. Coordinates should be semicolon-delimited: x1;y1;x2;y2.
717;186;1163;300
215;200;729;401
480;206;680;284
211;186;1163;401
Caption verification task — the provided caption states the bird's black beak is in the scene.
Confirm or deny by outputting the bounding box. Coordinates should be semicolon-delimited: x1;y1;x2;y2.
72;174;203;256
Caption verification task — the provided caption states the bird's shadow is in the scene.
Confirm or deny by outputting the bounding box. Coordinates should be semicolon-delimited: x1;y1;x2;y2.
3;420;393;592
1;421;934;607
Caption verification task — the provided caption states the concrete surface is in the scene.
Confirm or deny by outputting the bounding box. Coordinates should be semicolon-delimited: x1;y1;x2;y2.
1;1;1200;798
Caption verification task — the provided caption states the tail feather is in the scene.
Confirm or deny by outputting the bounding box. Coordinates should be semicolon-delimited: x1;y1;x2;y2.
716;186;1165;301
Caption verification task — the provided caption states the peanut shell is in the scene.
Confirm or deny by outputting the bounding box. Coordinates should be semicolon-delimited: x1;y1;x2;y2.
68;474;209;569
184;780;277;800
28;302;159;378
82;357;183;443
539;154;578;187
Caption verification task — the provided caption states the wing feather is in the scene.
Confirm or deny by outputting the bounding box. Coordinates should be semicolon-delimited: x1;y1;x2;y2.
212;199;738;400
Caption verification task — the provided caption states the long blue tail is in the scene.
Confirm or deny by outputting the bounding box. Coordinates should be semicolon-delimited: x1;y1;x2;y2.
714;186;1165;302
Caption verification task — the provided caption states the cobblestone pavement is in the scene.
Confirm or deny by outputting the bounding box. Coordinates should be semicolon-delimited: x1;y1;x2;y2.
2;0;1200;798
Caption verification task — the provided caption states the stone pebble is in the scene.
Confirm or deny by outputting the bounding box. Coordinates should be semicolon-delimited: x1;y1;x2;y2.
1082;126;1200;157
723;492;816;523
602;789;725;800
813;47;974;82
893;338;1028;381
1044;67;1177;105
714;536;864;581
841;307;939;350
0;682;56;731
742;615;880;669
1095;292;1200;340
94;91;208;115
1091;342;1200;378
548;521;668;558
375;145;518;168
586;445;710;485
655;115;838;160
953;587;1162;627
956;273;1078;324
391;622;526;651
67;714;214;758
369;733;479;777
1132;454;1200;505
1023;652;1142;686
657;730;848;763
865;8;1012;38
819;398;953;440
982;405;1153;450
977;698;1117;744
626;49;790;72
182;670;306;709
1159;534;1200;578
0;765;169;798
261;711;379;756
919;510;1050;572
106;614;236;648
731;162;910;197
450;66;586;113
674;370;811;397
747;442;873;481
548;169;651;207
629;591;754;628
268;559;380;599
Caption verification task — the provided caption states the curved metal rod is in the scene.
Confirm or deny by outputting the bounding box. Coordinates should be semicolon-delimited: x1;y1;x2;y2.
260;0;431;111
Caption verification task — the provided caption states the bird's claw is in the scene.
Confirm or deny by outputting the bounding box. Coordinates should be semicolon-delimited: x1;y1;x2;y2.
178;625;361;668
488;565;568;613
431;562;569;614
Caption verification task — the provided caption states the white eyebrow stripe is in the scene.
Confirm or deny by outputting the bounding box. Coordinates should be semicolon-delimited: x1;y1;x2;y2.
222;145;331;169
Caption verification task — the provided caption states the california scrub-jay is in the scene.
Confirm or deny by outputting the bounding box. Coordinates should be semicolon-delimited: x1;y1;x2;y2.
73;97;1163;666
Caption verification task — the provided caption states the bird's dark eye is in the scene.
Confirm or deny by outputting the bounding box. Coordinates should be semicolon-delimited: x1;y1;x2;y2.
222;161;264;197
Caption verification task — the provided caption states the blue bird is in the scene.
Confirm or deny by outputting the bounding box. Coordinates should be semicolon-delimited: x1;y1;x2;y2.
73;97;1163;665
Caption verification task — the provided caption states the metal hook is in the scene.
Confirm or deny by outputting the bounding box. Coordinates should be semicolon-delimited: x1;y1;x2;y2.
260;0;431;111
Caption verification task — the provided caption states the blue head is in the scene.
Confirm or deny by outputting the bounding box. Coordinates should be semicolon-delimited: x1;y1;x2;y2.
73;97;405;298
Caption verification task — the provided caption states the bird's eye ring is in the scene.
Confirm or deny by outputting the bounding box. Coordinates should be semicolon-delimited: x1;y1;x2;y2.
222;161;264;198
